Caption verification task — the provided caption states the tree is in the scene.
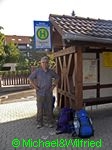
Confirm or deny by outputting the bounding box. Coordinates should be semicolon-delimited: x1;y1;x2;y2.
47;53;56;69
16;51;30;70
0;27;21;67
4;42;20;63
0;26;3;30
0;27;5;67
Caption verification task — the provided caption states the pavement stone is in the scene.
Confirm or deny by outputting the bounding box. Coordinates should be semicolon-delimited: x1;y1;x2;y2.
0;99;112;150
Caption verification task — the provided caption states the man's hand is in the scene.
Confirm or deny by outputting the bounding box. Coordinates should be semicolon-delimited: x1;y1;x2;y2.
51;78;59;91
29;80;39;91
35;86;39;91
51;84;56;91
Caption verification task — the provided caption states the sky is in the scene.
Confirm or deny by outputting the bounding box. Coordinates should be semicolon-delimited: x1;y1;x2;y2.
0;0;112;36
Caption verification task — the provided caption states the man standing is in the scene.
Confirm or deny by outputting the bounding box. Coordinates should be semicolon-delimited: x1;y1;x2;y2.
28;56;59;128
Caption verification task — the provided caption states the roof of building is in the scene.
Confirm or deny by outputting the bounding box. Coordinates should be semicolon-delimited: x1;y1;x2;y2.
5;35;32;44
49;14;112;44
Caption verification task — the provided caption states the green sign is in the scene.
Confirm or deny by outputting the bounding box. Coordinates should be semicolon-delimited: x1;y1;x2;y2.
37;28;49;40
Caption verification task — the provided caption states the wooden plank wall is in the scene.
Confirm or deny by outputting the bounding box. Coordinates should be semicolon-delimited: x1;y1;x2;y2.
54;46;83;110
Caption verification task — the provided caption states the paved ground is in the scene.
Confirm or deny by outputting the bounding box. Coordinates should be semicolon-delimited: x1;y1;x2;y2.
0;89;36;104
0;97;112;150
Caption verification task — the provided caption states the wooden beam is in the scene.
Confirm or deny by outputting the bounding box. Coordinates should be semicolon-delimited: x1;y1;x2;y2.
58;88;75;100
74;46;83;110
96;52;100;97
65;40;112;49
54;46;76;57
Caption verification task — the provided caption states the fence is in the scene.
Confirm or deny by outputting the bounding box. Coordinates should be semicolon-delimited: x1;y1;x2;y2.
0;72;30;87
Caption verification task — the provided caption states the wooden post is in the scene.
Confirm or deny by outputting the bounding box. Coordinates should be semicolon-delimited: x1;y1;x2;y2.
55;57;60;107
0;75;2;87
96;52;100;98
74;46;83;110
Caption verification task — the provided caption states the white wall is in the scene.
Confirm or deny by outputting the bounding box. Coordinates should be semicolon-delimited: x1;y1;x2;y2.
83;53;96;98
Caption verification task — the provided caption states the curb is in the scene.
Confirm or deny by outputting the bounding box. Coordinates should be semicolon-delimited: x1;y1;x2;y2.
0;89;36;104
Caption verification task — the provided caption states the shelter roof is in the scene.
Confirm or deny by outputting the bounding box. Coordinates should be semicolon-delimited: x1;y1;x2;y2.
49;14;112;44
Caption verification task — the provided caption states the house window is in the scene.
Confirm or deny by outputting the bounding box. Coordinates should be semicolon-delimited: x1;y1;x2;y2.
18;39;22;41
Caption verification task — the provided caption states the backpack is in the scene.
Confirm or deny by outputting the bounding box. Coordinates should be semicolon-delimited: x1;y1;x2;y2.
72;109;94;138
56;107;74;134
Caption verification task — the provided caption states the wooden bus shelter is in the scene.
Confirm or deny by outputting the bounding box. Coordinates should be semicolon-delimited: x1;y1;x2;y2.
49;14;112;110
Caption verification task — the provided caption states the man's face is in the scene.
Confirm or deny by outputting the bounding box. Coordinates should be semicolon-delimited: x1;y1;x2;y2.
41;60;49;69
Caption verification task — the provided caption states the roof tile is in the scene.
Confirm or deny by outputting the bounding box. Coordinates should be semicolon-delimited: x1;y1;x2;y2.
50;14;112;41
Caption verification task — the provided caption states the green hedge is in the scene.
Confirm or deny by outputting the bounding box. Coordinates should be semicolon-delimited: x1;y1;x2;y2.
0;70;31;76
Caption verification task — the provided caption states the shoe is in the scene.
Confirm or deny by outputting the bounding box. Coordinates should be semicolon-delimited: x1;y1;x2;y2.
37;124;43;128
48;124;54;128
44;123;48;127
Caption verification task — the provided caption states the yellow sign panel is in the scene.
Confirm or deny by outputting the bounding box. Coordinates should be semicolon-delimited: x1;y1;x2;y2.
103;52;112;67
